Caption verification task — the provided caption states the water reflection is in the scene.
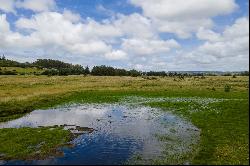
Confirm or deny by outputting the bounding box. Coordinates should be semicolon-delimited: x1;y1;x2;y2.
0;103;199;165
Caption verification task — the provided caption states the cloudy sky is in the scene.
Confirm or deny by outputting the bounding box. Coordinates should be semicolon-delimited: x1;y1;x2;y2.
0;0;249;71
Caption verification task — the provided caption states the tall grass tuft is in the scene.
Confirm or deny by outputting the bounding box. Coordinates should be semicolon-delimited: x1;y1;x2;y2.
224;84;231;92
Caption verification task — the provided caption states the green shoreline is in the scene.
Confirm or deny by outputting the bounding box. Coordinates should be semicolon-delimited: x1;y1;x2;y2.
0;127;74;161
0;89;247;122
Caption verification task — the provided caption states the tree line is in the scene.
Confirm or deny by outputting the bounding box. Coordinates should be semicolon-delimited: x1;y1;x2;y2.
0;55;249;76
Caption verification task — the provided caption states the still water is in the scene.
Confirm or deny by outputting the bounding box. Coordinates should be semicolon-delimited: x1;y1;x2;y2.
0;102;200;165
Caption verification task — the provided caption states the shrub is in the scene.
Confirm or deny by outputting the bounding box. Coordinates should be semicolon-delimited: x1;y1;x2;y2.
41;69;59;76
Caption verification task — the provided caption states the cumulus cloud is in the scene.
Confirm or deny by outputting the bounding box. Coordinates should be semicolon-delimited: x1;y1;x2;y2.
0;0;248;71
16;0;57;12
2;9;179;61
113;13;157;39
0;0;57;14
122;38;179;56
130;17;249;71
196;27;221;42
177;17;249;70
2;12;111;56
104;50;127;60
0;0;16;13
130;0;238;38
62;9;81;23
0;14;10;33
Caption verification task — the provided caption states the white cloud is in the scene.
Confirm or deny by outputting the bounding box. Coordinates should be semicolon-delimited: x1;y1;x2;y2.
130;0;237;19
11;11;179;60
64;41;111;55
130;0;238;38
16;12;121;41
0;14;10;33
177;17;249;70
96;4;114;17
2;12;112;56
105;50;127;60
196;27;221;42
223;17;249;39
83;18;122;39
122;38;179;56
113;13;157;39
16;0;57;12
0;0;16;13
62;9;81;23
0;0;248;71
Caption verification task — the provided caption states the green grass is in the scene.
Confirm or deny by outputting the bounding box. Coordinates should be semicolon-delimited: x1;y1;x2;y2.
147;99;249;165
0;75;248;164
0;127;72;160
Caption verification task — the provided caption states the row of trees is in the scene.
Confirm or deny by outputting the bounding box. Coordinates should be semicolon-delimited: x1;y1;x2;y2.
0;55;249;76
0;56;90;76
34;59;90;76
91;66;141;77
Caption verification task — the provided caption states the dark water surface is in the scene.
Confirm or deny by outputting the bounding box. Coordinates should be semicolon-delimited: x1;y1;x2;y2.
0;102;199;165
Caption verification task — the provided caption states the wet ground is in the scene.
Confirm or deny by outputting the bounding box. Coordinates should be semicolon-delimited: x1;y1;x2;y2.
0;99;200;165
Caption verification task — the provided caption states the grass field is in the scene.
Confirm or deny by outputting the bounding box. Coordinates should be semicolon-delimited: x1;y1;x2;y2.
0;75;249;164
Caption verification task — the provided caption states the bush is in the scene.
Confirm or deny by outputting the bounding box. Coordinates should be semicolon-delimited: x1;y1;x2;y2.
0;70;17;75
41;69;59;76
224;84;231;92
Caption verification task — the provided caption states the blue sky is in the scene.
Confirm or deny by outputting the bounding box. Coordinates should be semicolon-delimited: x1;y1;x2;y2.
0;0;249;71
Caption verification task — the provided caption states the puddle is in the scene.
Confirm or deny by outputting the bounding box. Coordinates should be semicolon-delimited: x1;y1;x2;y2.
0;101;200;165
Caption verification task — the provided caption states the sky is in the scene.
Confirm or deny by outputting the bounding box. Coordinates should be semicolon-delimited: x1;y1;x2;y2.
0;0;249;71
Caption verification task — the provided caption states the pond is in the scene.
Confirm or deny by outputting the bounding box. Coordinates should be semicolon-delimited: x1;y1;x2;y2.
0;101;200;165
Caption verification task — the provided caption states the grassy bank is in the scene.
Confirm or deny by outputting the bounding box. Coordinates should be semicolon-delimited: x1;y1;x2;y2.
0;75;248;164
0;127;72;160
148;99;249;165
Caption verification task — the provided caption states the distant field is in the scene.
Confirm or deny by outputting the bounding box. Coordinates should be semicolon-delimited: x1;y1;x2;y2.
0;75;249;164
0;75;248;102
0;67;45;75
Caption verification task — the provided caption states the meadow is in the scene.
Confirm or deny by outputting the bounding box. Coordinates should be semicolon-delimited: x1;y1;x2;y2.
0;75;249;164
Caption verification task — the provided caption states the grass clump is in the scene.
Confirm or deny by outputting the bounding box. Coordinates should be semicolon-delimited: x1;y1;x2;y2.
224;84;231;92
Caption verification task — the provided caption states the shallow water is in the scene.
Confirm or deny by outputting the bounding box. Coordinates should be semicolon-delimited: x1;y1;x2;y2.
0;102;200;165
